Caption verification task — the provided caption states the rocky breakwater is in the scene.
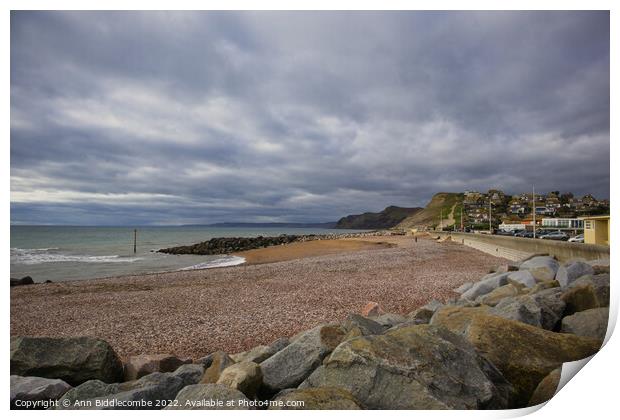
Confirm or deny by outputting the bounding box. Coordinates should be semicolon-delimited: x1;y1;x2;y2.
157;231;390;255
10;255;609;410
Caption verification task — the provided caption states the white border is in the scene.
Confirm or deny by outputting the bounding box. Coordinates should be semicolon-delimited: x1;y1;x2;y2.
3;2;616;419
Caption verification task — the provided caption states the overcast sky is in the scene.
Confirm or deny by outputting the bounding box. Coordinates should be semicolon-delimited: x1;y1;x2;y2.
10;11;609;225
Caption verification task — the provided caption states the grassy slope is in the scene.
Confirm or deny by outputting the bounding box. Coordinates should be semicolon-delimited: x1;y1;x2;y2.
396;193;464;229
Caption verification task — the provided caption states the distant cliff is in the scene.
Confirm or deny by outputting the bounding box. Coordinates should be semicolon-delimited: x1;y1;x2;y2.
335;206;423;229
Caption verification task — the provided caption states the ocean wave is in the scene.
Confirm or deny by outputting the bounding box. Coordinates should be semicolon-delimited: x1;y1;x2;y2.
180;256;246;270
11;248;143;265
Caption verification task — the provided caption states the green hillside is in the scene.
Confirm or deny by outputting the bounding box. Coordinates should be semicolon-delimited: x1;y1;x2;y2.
396;193;464;229
335;206;423;229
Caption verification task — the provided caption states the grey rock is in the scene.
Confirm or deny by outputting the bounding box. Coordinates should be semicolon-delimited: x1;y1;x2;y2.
194;354;214;369
216;361;262;399
57;363;203;410
57;380;120;408
124;354;192;381
453;282;474;294
200;351;235;383
476;284;523;307
300;324;515;409
561;274;610;314
172;364;205;385
490;288;565;330
561;308;609;341
407;300;444;324
490;296;543;328
507;271;537;288
260;324;346;391
520;256;560;282
231;337;290;364
494;264;520;273
343;314;386;335
530;288;566;329
556;262;595;288
371;313;407;328
586;259;610;274
460;272;510;301
517;253;550;265
165;384;251;410
11;375;72;408
10;336;123;386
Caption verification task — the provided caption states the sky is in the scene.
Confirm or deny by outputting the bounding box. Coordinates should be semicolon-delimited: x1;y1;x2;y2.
10;11;610;225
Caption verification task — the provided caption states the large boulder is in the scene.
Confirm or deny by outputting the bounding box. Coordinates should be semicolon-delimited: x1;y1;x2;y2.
453;282;473;294
57;380;120;407
300;324;515;409
11;375;72;409
460;272;510;301
490;288;565;330
561;274;610;315
170;363;205;385
124;354;192;381
407;300;443;324
489;296;542;328
494;264;520;273
555;262;595;288
527;280;560;294
200;351;235;384
343;314;386;336
371;313;407;328
10;337;123;386
520;256;560;282
165;384;251;410
586;259;610;274
476;284;523;307
270;387;361;410
431;309;601;406
560;308;609;341
58;363;204;410
507;271;536;288
231;338;289;364
260;324;346;392
194;353;214;369
430;306;491;334
528;367;561;406
216;361;262;399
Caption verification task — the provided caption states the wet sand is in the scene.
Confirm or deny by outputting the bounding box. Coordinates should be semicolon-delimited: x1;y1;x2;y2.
10;236;509;360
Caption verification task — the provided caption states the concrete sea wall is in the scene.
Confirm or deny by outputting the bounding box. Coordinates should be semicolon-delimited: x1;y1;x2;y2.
437;232;609;262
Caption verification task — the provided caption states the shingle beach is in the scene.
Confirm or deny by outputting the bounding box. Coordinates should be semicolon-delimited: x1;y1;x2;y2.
10;236;509;360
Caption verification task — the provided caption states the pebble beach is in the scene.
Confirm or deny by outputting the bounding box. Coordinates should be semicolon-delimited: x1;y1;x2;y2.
10;236;510;360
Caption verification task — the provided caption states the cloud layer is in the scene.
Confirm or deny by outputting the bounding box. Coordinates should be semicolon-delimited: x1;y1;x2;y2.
11;11;610;225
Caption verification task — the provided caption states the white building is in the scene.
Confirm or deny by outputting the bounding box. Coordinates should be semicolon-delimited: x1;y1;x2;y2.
541;218;584;229
498;223;527;231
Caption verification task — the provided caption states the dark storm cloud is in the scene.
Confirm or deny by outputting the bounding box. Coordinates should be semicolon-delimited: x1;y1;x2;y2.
10;11;609;225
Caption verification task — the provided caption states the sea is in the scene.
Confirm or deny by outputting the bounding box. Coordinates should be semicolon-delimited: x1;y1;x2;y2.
10;225;368;282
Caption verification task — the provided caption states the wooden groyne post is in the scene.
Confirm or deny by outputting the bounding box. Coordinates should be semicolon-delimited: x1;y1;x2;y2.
133;229;137;254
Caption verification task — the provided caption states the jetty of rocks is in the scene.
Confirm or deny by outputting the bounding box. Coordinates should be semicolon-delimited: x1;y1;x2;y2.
157;231;393;255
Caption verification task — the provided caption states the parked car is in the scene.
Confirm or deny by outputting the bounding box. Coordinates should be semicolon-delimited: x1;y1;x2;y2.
568;234;585;243
514;230;532;238
495;230;515;236
539;231;570;241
